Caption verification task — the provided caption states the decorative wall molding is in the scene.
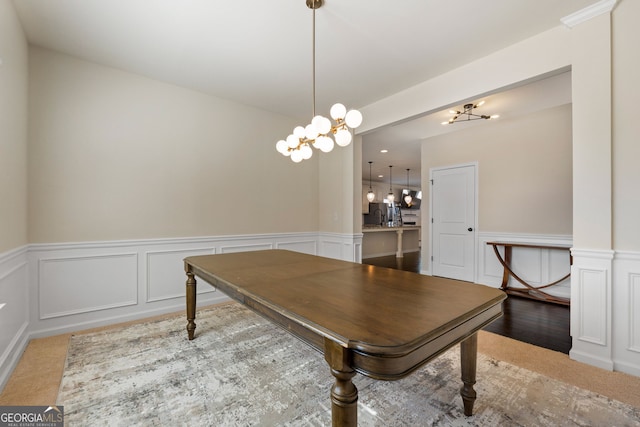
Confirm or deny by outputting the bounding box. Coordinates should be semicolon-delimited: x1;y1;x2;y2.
0;245;29;392
561;0;619;29
145;247;216;303
570;248;614;371
612;250;640;376
38;253;139;319
25;232;345;339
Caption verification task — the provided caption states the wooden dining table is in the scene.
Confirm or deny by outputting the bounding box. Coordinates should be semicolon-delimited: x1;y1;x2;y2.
184;249;505;426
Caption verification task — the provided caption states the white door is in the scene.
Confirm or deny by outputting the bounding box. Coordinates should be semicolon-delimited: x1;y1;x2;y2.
431;164;476;282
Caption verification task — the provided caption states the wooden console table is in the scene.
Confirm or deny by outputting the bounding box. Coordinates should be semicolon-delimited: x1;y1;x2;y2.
486;241;571;306
185;250;505;426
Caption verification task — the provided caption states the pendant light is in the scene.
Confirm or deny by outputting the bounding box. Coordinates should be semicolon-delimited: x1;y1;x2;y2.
387;165;395;203
367;161;375;202
275;0;363;162
404;168;413;205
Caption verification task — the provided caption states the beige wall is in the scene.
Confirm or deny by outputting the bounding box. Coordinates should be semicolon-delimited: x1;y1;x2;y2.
0;1;29;253
422;104;573;237
612;0;640;251
28;47;318;244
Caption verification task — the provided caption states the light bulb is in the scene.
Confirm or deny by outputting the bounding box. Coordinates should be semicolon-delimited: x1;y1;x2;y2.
318;135;334;153
367;190;375;202
300;144;313;160
312;115;331;135
345;109;363;128
286;134;299;149
490;114;500;119
293;126;306;139
290;149;303;163
276;140;288;154
305;123;319;140
335;129;352;147
387;193;395;203
330;103;347;120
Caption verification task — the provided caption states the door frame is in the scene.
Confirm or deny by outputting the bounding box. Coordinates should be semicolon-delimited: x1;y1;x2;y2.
428;161;479;281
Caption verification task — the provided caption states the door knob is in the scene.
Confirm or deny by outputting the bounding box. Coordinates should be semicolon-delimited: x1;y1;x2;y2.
468;227;473;232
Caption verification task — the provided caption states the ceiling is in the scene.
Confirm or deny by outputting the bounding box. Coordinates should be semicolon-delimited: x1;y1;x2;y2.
12;0;594;187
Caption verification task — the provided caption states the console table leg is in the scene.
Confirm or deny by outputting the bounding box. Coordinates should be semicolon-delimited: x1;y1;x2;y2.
460;333;478;416
324;338;358;427
185;268;197;340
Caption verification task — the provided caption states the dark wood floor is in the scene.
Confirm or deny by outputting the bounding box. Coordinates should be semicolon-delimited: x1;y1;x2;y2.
363;251;572;354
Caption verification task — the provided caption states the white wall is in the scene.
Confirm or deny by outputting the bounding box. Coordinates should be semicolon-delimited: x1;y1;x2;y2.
612;0;640;251
0;0;28;253
0;0;29;392
28;47;319;244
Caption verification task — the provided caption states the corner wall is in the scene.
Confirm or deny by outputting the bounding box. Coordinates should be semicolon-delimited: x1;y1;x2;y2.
0;0;30;392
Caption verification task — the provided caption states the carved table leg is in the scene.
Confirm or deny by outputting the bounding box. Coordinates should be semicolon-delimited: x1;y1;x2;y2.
185;266;197;340
460;332;478;416
324;338;358;427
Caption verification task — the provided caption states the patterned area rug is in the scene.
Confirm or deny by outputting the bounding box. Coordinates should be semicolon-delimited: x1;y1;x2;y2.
58;303;639;426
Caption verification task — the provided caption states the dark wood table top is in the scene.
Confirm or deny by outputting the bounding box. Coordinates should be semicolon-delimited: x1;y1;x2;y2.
185;250;505;379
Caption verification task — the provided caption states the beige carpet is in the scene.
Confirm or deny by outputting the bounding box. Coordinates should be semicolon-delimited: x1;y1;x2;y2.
56;303;640;426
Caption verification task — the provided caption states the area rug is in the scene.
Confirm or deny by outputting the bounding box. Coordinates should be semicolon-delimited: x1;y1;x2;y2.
57;303;640;426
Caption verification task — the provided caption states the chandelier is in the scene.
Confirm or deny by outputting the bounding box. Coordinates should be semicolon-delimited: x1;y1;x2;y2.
441;101;499;125
275;0;363;163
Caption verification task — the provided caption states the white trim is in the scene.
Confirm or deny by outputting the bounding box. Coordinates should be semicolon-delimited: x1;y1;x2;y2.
561;0;619;28
570;248;614;370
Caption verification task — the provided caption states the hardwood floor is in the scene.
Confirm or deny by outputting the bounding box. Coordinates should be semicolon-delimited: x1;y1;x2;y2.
362;251;571;354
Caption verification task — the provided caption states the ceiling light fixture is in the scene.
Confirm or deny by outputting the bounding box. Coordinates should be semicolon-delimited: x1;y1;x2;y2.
441;101;499;125
275;0;363;163
404;169;412;205
367;161;375;202
387;165;395;203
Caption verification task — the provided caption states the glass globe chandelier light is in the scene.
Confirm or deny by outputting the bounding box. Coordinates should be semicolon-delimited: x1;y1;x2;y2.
387;165;395;203
367;161;375;202
404;168;413;205
275;0;363;163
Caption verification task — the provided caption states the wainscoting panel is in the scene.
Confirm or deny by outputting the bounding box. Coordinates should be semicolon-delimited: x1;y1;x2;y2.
613;251;640;376
276;240;317;255
318;232;363;263
146;248;216;303
38;253;139;319
575;268;608;345
570;249;614;371
0;246;30;392
25;232;364;339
